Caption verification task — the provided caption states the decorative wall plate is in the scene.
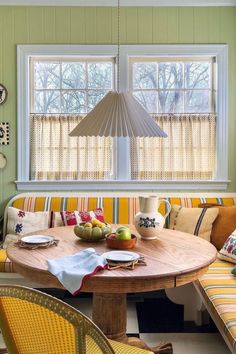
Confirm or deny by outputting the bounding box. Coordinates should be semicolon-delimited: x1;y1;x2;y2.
0;122;9;145
0;152;7;169
0;84;8;105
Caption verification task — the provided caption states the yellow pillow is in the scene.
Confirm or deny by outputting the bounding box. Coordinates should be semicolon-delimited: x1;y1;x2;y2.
169;205;219;241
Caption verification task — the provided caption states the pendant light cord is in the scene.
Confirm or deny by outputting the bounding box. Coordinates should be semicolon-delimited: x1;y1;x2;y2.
117;0;120;93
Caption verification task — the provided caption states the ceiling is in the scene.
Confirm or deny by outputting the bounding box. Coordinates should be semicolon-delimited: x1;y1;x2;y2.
0;0;235;6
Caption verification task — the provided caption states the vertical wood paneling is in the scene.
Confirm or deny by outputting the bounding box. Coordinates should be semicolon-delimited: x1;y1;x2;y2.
194;8;209;43
167;8;179;43
179;8;194;43
70;7;85;44
125;8;138;43
96;7;112;44
28;7;44;43
119;7;127;44
55;7;70;43
220;7;235;45
13;8;29;43
43;7;56;43
85;7;97;44
137;8;153;44
2;8;16;207
153;8;168;44
0;5;236;215
0;9;3;211
220;7;236;192
208;7;220;43
111;7;118;44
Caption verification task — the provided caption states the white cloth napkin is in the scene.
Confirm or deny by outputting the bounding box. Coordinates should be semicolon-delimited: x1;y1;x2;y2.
47;248;108;295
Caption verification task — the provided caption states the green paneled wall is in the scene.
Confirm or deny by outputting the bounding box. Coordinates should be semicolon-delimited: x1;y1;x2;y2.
0;6;236;213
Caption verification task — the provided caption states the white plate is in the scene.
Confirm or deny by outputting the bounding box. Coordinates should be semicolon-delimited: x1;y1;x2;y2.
21;235;54;244
102;251;140;262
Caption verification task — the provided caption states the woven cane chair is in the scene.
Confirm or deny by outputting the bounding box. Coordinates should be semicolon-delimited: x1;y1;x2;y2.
0;285;153;354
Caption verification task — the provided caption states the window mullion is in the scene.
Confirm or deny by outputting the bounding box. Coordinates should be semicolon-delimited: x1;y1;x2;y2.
117;50;130;181
85;61;88;112
116;138;131;181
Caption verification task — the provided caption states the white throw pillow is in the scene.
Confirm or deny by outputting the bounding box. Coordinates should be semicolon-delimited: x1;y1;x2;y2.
7;207;50;236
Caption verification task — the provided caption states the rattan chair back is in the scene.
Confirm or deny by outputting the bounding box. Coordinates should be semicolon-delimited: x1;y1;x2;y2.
0;285;115;354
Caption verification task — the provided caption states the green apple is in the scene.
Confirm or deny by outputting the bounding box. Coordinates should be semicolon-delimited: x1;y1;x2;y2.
116;226;131;240
116;226;127;233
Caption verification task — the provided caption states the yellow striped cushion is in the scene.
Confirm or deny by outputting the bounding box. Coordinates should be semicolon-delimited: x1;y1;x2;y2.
11;196;236;227
0;249;15;273
197;259;236;351
12;197;140;225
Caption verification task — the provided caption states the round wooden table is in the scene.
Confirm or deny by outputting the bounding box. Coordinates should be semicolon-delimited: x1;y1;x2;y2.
7;225;217;354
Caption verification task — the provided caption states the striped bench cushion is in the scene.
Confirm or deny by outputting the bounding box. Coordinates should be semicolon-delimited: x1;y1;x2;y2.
0;249;15;273
196;260;236;353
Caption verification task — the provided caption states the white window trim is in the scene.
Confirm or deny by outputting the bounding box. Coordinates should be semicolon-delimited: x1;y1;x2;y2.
17;44;229;191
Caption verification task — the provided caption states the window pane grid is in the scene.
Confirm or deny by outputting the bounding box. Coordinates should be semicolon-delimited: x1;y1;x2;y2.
31;58;114;114
131;59;214;114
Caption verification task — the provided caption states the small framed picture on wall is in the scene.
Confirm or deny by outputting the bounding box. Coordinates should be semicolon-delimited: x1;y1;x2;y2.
0;84;7;105
0;122;9;145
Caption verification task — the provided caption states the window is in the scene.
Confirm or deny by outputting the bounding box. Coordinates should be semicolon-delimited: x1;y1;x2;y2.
17;45;228;190
30;56;115;181
129;57;216;181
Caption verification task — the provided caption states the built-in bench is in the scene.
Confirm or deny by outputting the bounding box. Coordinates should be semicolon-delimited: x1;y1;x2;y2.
1;192;236;353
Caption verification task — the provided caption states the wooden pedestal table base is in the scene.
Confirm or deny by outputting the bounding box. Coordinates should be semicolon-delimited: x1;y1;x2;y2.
92;293;173;354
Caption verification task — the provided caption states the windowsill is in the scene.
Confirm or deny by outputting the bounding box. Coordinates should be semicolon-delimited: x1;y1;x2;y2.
15;179;230;191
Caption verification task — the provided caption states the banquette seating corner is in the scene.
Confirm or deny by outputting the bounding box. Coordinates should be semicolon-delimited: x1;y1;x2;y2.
1;192;236;353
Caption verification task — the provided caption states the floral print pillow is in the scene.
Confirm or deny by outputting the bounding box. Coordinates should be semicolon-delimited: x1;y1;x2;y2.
60;208;105;226
218;231;236;264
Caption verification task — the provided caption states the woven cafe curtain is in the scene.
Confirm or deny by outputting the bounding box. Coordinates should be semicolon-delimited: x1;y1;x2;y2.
131;114;216;180
30;114;113;180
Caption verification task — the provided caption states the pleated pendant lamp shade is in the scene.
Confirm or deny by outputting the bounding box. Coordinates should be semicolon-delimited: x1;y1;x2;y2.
69;91;167;138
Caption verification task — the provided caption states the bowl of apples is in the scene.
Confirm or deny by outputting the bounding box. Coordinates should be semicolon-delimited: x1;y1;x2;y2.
105;226;137;250
74;219;112;242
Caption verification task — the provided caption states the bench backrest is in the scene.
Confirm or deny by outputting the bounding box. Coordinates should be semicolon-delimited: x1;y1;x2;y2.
4;193;236;239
